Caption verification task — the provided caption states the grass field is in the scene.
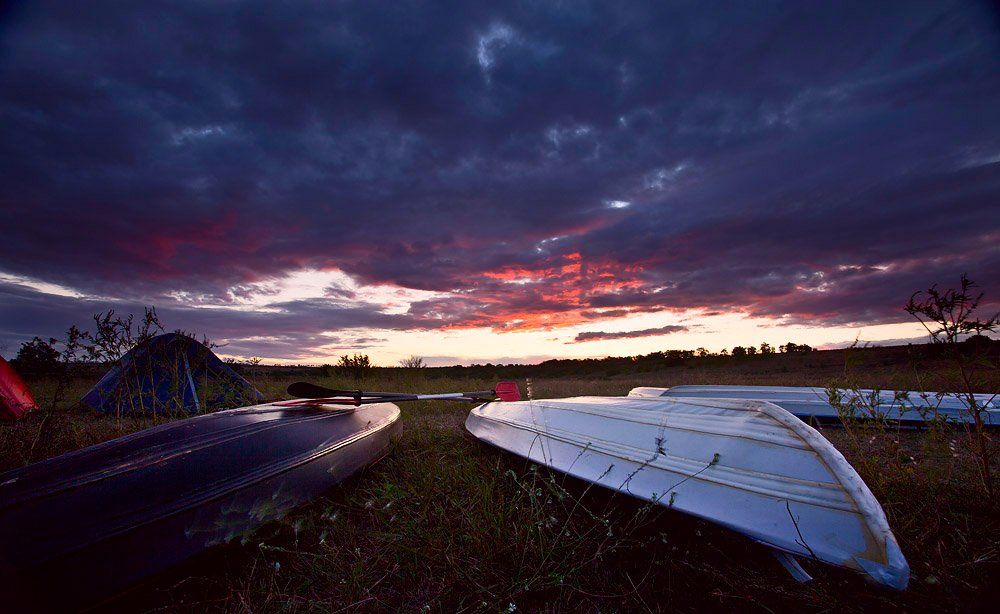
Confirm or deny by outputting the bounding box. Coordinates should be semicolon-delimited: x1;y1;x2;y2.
1;347;996;612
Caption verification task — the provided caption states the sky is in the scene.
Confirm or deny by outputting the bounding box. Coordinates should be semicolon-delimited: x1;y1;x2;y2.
0;1;998;366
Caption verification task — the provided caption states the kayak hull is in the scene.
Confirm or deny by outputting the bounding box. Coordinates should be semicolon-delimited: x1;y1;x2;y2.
629;385;999;427
0;357;37;420
0;401;400;608
467;396;909;589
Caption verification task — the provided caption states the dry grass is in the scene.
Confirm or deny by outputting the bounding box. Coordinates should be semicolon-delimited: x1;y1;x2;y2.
1;352;997;612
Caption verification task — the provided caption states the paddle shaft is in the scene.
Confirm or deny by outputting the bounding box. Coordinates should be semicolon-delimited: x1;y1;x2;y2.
278;393;492;407
283;381;519;406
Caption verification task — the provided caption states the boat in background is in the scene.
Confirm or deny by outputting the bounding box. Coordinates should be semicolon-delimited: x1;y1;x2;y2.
629;385;999;427
467;395;910;589
0;400;399;608
0;356;37;420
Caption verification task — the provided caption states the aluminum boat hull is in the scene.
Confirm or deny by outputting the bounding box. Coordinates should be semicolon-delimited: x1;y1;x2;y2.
0;401;399;608
467;395;909;589
629;385;998;427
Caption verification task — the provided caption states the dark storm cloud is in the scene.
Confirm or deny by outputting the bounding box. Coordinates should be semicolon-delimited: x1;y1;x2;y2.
1;1;998;353
570;325;688;343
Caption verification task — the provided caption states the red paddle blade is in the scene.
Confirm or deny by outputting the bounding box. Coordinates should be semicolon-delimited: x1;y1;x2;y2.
494;381;521;402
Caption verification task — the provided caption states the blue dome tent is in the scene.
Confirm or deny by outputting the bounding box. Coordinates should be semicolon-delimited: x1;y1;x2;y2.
81;333;263;414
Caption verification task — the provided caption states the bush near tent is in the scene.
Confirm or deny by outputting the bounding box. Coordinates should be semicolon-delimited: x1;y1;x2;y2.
81;333;262;415
0;357;38;420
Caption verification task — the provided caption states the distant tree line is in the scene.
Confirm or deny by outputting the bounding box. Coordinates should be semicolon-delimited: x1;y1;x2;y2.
406;340;830;379
730;341;813;357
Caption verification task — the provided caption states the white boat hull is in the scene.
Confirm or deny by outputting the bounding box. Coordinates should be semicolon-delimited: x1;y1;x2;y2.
467;395;909;589
629;385;999;426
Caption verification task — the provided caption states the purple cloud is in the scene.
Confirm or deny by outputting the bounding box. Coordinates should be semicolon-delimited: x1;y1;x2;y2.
570;325;689;343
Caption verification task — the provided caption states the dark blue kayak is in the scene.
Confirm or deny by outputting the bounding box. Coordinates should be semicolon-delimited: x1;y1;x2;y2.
0;400;399;609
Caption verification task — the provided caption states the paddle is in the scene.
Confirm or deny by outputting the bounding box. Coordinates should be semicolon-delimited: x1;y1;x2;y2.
282;380;521;406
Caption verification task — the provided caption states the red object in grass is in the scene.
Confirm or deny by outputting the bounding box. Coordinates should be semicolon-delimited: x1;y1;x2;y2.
0;356;38;420
494;381;521;402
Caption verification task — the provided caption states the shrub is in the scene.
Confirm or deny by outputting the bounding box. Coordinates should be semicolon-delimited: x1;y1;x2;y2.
904;273;998;494
12;337;60;374
337;354;372;381
399;356;426;369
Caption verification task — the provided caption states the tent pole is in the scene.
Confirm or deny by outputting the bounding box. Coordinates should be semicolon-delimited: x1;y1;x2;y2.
182;352;200;412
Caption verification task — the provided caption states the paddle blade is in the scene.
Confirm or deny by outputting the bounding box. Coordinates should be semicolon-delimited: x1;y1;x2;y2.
288;381;341;398
494;381;521;402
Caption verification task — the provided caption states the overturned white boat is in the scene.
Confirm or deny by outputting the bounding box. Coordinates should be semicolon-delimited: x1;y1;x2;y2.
630;385;999;427
467;395;909;589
